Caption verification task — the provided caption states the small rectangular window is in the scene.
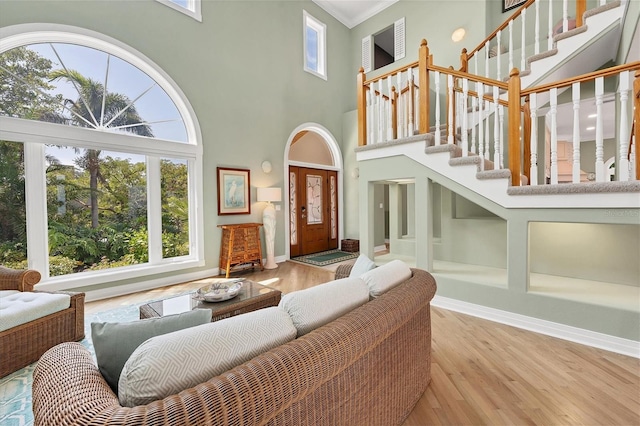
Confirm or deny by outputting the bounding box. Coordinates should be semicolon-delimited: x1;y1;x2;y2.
156;0;202;22
303;10;327;80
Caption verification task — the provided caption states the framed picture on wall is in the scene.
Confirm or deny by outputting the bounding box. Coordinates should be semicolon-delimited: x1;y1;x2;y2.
503;0;526;12
217;167;251;215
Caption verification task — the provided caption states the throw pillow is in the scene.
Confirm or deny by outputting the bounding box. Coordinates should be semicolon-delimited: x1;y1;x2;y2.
360;260;412;297
118;307;297;407
91;308;212;393
349;254;376;278
279;276;369;337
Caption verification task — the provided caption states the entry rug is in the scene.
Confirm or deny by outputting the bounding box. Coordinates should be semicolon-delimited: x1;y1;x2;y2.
0;304;139;426
291;249;358;266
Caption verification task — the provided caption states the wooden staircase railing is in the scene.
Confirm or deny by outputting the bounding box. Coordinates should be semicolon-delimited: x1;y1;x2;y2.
357;38;640;186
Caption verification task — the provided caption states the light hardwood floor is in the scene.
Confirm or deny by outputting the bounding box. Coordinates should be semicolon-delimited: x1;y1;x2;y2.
85;262;640;425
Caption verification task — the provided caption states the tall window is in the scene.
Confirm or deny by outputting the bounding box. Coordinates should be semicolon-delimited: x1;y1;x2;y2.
0;26;203;289
303;10;327;80
155;0;202;22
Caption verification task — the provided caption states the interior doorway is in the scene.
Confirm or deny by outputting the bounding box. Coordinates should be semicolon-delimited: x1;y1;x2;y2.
284;123;343;259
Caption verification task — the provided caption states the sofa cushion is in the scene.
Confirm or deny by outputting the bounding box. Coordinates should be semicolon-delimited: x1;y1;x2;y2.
118;306;297;407
279;276;369;337
91;309;212;393
349;254;377;278
0;291;71;332
360;260;412;297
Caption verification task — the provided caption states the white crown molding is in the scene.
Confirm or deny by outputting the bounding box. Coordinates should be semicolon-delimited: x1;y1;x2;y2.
312;0;399;29
432;295;640;359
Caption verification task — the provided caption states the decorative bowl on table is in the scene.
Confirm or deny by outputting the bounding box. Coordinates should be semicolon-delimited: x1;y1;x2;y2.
194;279;244;302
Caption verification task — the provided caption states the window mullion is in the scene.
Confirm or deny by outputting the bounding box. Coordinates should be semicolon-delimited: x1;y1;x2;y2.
146;156;163;263
188;157;203;260
23;142;50;278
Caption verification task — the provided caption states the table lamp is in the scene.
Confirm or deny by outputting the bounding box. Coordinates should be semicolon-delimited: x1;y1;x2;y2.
257;187;282;269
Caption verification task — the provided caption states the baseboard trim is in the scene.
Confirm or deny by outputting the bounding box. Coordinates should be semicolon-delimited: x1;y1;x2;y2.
432;295;640;359
85;267;219;302
374;245;387;253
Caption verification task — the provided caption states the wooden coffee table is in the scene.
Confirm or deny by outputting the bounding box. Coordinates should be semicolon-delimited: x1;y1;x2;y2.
139;280;282;322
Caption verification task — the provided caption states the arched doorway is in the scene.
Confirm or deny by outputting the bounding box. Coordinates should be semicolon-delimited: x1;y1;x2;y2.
283;123;343;258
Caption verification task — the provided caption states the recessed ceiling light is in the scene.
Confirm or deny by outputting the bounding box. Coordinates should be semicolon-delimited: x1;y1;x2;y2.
586;126;595;131
451;28;466;43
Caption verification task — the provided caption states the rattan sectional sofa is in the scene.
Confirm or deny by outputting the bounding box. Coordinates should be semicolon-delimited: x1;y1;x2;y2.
32;265;437;426
0;266;85;378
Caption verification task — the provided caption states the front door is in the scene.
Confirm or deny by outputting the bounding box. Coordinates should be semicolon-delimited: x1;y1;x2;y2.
289;166;338;257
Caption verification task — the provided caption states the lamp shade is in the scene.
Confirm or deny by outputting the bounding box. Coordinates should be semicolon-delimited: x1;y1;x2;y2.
257;187;282;202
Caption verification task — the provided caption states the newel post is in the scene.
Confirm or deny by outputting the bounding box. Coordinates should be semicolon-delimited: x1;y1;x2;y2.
508;68;522;186
576;0;586;27
357;67;367;146
419;39;430;134
634;70;640;180
460;48;468;73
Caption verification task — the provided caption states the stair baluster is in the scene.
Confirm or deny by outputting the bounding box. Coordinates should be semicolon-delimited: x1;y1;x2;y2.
529;93;539;185
595;77;605;181
535;0;540;55
508;20;514;74
563;0;569;33
485;41;490;78
493;86;501;170
572;82;582;183
447;74;454;145
497;30;502;81
548;0;554;51
618;71;630;181
484;97;491;161
462;78;469;156
550;87;559;184
435;71;441;145
471;85;477;154
499;104;505;168
387;77;394;141
521;8;527;70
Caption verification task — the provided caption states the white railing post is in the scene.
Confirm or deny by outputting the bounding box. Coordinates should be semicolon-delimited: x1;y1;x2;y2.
630;136;637;180
474;54;478;78
484;98;491;160
413;67;420;135
478;83;485;162
387;77;394;141
563;0;569;33
535;0;541;55
378;79;385;143
497;30;502;81
485;41;490;78
435;71;441;145
462;78;469;156
471;88;477;154
508;20;514;73
396;72;403;139
448;74;454;144
493;86;501;169
548;0;554;51
619;70;630;181
499;104;505;169
595;77;605;181
572;82;582;183
366;86;372;144
530;93;538;185
407;68;415;136
550;87;558;184
521;8;527;70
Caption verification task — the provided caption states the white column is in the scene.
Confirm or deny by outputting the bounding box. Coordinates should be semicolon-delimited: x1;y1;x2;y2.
572;82;582;183
550;87;559;184
618;71;630;181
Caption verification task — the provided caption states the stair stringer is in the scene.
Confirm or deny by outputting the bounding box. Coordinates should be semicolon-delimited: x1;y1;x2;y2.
355;136;640;209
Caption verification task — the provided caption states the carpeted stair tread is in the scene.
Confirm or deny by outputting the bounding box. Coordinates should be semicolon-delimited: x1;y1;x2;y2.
354;133;431;152
508;180;640;195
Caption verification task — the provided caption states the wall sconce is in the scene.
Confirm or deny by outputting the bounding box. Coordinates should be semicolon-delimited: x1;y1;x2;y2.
451;28;466;43
261;160;272;174
351;167;359;179
257;187;282;269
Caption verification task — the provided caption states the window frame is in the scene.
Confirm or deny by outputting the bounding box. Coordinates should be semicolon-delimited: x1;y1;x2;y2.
155;0;202;22
0;24;204;291
303;10;327;81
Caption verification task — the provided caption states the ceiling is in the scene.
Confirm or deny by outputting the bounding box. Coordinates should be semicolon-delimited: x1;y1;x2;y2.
312;0;399;29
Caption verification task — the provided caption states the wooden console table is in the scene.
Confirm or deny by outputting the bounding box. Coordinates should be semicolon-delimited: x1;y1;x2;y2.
218;223;264;278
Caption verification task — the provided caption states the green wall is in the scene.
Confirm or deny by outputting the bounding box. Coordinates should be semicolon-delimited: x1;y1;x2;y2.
0;0;351;292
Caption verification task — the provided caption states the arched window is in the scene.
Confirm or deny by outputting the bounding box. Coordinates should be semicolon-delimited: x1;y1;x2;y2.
0;24;203;290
